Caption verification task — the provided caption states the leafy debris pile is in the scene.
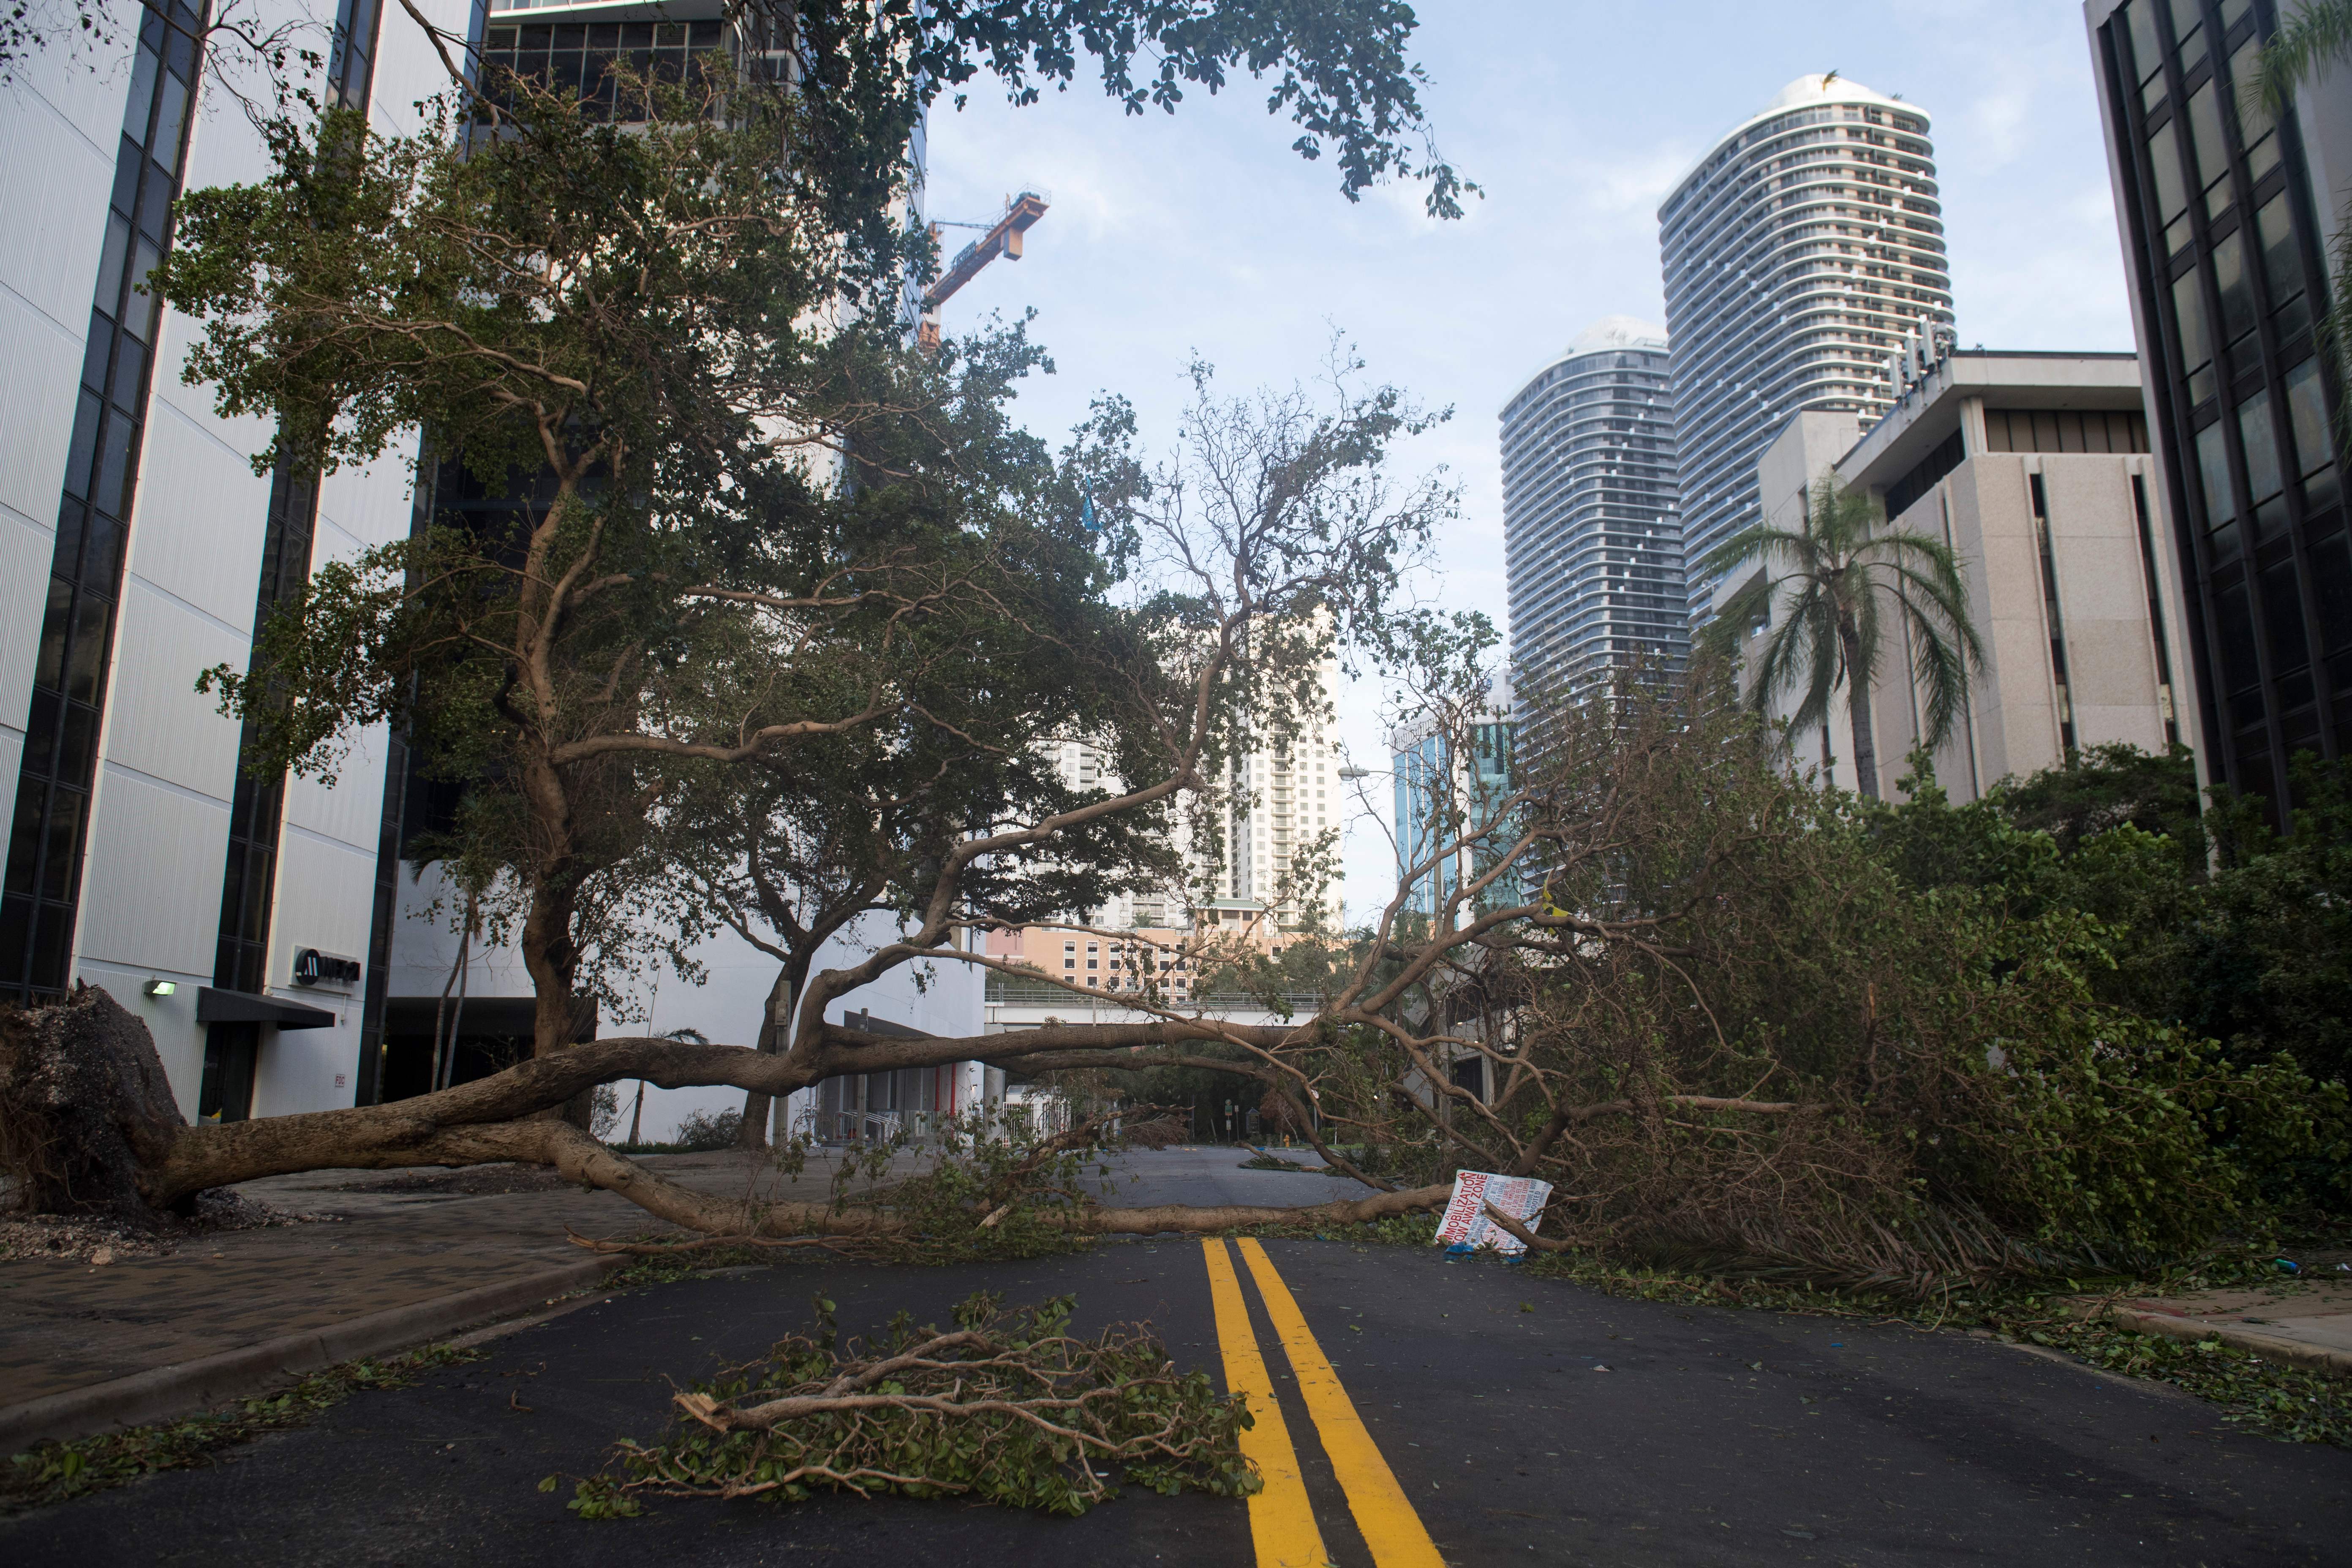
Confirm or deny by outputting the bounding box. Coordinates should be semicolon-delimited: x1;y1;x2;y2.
560;1291;1258;1517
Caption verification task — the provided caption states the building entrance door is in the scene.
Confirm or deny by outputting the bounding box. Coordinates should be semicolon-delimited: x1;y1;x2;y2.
198;1022;261;1122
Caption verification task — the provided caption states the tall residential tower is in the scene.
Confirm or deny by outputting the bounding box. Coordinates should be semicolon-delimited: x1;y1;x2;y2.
1659;74;1955;623
1500;317;1686;702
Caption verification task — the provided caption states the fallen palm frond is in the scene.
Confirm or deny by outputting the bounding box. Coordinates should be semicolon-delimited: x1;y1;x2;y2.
558;1291;1258;1518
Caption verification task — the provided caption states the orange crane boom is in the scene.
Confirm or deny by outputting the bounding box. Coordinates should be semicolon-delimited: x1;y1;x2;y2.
917;191;1048;348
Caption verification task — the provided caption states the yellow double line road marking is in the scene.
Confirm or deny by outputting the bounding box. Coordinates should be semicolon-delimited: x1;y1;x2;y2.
1203;1238;1444;1568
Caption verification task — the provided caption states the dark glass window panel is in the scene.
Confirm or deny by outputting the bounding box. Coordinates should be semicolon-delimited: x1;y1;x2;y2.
2260;558;2310;674
2196;416;2234;525
80;314;113;393
217;850;245;936
2252;493;2288;546
135;169;171;240
621;22;652;46
109;333;145;412
82;509;124;588
2213;230;2255;340
552;22;583;47
2169;0;2205;67
241;844;271;936
2170;267;2210;373
34;581;70;691
2284;357;2332;477
2186;82;2227;193
2126;0;2161;81
0;897;27;978
588;22;617;46
165;19;195;79
65;588;112;703
110;140;141;217
38;789;84;901
550;52;582;99
21;692;59;776
654;21;683;46
63;392;100;499
2214;579;2260;691
121;44;158;140
91;414;131;518
123;240;161;337
2210;515;2241;562
153;75;188;173
2246;127;2280;180
2311;535;2352;656
2278;668;2315;711
2307;466;2343;519
95;216;129;319
2257;196;2304;306
486;25;514;46
4;794;41;896
2148;122;2188;221
2227;38;2270;138
28;901;71;989
57;703;96;784
690;19;721;46
2274;291;2312;344
2238;388;2282;501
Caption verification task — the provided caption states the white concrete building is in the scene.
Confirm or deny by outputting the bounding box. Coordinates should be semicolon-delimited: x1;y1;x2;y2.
1722;349;2193;801
0;0;473;1122
1660;73;1956;625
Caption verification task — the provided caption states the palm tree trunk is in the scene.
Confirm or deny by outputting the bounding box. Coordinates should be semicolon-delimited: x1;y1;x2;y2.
1841;627;1880;800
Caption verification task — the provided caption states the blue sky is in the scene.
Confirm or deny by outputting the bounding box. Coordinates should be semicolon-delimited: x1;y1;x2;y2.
920;0;2139;924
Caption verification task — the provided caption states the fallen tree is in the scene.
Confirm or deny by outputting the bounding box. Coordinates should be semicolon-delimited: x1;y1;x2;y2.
0;986;1448;1237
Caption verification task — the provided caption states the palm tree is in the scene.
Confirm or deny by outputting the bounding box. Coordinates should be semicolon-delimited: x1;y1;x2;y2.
2254;3;2352;428
1698;476;1984;800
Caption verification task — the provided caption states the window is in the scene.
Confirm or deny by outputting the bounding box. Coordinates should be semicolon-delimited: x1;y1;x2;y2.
2196;419;2235;530
1982;409;2150;455
2237;390;2282;506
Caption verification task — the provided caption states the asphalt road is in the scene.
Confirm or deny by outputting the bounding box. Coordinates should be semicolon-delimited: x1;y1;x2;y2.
5;1155;2350;1566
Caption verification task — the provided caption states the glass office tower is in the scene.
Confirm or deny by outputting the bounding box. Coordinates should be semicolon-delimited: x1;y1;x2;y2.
2085;0;2348;811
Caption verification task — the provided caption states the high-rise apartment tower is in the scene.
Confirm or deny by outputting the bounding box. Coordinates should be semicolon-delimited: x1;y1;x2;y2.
2084;0;2349;815
1660;74;1955;623
1500;317;1687;702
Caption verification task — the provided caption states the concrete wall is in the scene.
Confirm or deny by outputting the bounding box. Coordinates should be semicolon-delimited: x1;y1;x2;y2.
0;0;475;1116
1867;443;2185;803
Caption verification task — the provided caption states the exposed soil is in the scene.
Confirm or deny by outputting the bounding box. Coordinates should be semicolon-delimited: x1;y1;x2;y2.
0;1190;337;1265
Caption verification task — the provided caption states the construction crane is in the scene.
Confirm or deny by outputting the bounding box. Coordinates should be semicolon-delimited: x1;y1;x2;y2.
915;190;1048;350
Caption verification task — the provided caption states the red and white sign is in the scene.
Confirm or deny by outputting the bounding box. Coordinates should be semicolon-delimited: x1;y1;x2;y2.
1433;1170;1553;1256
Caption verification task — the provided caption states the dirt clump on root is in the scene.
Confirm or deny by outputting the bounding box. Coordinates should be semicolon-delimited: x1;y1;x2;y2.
0;1190;337;1264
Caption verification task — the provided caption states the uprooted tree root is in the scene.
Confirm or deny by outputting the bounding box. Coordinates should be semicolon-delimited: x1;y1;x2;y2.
556;1291;1262;1517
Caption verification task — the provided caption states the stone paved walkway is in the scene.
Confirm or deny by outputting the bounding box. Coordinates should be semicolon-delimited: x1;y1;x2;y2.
0;1152;853;1411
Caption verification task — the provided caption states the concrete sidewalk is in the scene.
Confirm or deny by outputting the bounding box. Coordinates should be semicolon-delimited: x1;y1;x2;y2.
2091;1254;2352;1375
0;1150;847;1450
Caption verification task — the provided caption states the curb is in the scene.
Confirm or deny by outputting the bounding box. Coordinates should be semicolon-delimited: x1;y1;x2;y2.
2101;1303;2352;1379
0;1256;622;1454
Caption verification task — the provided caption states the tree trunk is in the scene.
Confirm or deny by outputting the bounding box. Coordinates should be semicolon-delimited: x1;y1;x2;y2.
737;967;794;1152
520;872;595;1129
1840;625;1880;800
